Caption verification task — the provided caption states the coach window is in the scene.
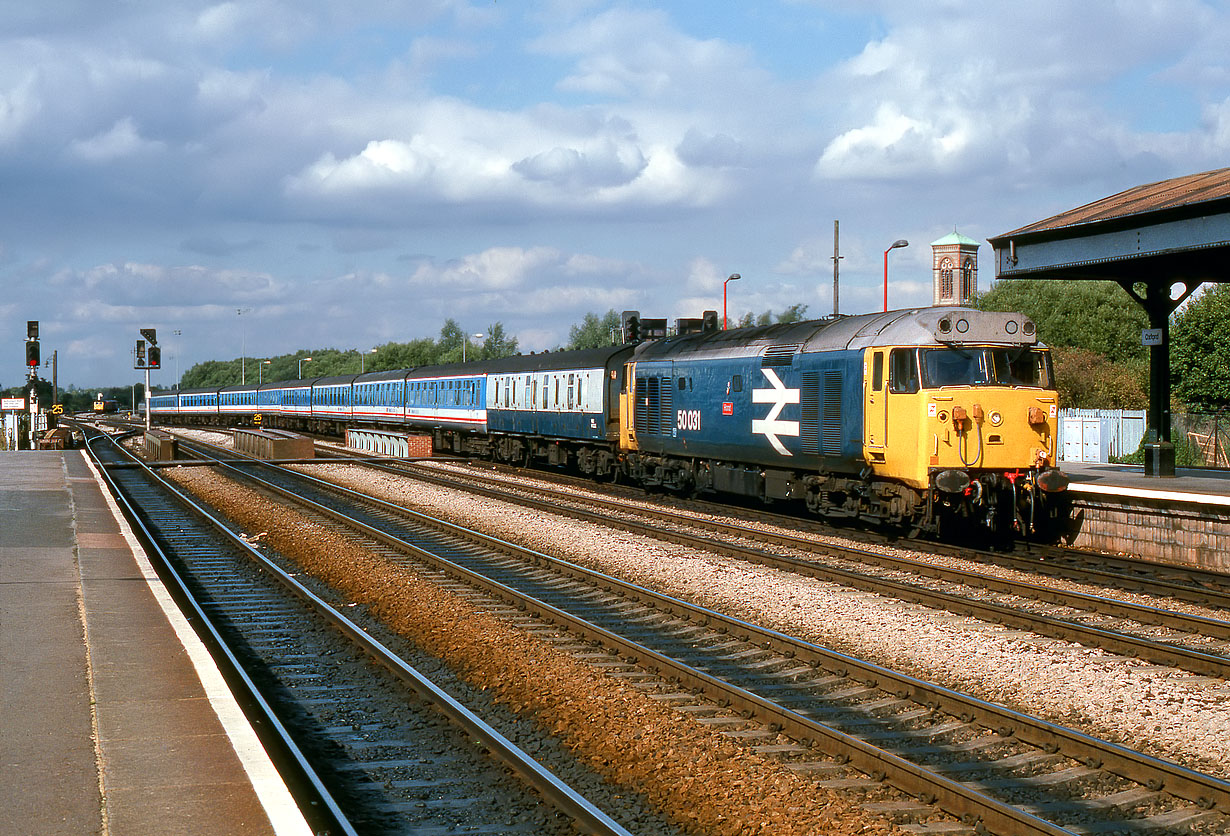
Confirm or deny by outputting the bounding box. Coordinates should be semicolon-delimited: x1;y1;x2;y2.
889;348;920;394
567;374;575;409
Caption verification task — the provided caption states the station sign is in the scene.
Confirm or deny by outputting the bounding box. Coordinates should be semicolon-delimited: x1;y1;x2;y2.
2;397;27;411
1141;328;1164;346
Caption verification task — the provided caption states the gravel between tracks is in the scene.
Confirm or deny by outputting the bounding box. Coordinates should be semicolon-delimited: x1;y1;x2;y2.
293;460;1230;781
165;464;901;836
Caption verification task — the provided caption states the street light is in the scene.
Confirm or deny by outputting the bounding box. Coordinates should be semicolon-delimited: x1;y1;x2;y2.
360;348;376;373
463;333;484;362
172;329;182;391
723;273;741;330
259;359;271;384
237;308;252;383
883;240;908;312
299;356;312;378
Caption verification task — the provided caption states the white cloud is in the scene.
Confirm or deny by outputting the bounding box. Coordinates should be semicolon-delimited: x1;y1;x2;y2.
69;117;166;161
512;138;647;188
408;246;562;291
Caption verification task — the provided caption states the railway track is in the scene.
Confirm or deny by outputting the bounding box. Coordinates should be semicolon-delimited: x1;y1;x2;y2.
269;448;1230;681
466;458;1230;611
161;435;1230;835
84;427;641;836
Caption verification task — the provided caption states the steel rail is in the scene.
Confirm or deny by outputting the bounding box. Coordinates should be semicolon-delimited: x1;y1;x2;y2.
395;461;1230;635
81;430;358;836
193;451;1230;826
92;431;633;836
288;454;1230;679
394;455;1230;607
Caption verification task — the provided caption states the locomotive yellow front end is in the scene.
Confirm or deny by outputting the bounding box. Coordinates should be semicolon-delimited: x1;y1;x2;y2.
864;309;1069;539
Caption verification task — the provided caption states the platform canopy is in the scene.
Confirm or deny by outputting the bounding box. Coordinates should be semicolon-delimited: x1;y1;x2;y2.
987;167;1230;476
989;167;1230;283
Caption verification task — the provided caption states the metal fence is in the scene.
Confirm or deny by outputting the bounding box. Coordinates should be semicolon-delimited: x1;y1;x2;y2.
1058;408;1230;466
1058;409;1147;463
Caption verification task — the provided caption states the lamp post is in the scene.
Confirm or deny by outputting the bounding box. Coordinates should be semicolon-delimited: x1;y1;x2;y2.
299;356;312;378
882;240;908;312
259;360;271;384
463;333;484;362
172;329;182;391
237;308;252;383
723;273;741;330
360;348;376;373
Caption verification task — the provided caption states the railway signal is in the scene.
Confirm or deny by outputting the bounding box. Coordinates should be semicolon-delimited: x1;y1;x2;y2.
135;328;159;433
622;310;641;343
25;320;39;368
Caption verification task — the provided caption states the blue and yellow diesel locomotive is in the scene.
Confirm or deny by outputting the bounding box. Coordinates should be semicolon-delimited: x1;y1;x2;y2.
149;306;1067;539
621;307;1066;538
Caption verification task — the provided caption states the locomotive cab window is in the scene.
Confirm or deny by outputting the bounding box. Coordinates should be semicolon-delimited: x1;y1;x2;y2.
888;348;920;394
731;375;742;393
921;347;1053;389
871;352;884;392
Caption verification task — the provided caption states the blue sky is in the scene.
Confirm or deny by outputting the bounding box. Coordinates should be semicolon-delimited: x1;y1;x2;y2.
4;0;1230;387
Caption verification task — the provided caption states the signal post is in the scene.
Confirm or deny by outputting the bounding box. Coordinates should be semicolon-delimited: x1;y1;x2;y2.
136;328;161;433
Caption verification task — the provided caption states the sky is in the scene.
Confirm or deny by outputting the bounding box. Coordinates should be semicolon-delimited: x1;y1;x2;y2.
4;0;1230;388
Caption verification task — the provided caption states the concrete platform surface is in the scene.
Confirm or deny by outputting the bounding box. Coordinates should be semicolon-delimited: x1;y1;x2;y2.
0;451;311;836
1063;461;1230;504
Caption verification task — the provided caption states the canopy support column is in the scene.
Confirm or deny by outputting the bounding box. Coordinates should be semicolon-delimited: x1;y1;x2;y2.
1117;279;1200;477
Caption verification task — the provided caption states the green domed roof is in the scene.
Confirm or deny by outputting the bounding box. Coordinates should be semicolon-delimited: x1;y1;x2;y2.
931;230;980;247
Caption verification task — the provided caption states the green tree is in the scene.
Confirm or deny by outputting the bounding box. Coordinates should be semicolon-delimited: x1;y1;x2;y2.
1172;283;1230;409
972;280;1147;360
973;280;1150;409
568;310;621;349
1049;346;1147;410
734;304;810;328
480;322;518;358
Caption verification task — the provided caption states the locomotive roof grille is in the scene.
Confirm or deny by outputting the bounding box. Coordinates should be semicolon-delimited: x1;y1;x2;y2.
761;343;802;366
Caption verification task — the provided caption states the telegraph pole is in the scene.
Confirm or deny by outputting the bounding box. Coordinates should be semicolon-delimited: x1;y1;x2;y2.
832;220;842;316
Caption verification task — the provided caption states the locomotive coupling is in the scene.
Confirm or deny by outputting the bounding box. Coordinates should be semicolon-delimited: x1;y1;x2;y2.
951;405;968;432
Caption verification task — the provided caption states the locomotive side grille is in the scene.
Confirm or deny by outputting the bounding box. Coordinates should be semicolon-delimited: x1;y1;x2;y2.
821;370;843;456
800;372;820;454
636;376;654;435
658;378;674;435
761;344;801;367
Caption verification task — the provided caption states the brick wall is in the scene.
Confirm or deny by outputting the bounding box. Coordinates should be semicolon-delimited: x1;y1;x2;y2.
1065;495;1230;573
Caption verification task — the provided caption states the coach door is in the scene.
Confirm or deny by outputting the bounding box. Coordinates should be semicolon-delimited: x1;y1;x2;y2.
863;348;888;461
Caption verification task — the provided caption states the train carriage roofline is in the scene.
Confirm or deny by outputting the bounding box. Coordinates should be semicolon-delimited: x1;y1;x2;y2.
403;344;634;380
631;307;1040;363
309;374;360;386
354;368;415;385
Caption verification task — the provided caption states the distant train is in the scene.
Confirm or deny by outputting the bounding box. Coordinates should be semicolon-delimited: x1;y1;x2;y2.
150;307;1069;539
92;397;119;414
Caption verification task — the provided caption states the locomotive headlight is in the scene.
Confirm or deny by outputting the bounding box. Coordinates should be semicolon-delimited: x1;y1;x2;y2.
990;411;1002;426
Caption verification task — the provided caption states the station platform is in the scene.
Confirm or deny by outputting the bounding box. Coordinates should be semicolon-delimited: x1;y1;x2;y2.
1063;460;1230;504
1059;461;1230;572
0;450;310;836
